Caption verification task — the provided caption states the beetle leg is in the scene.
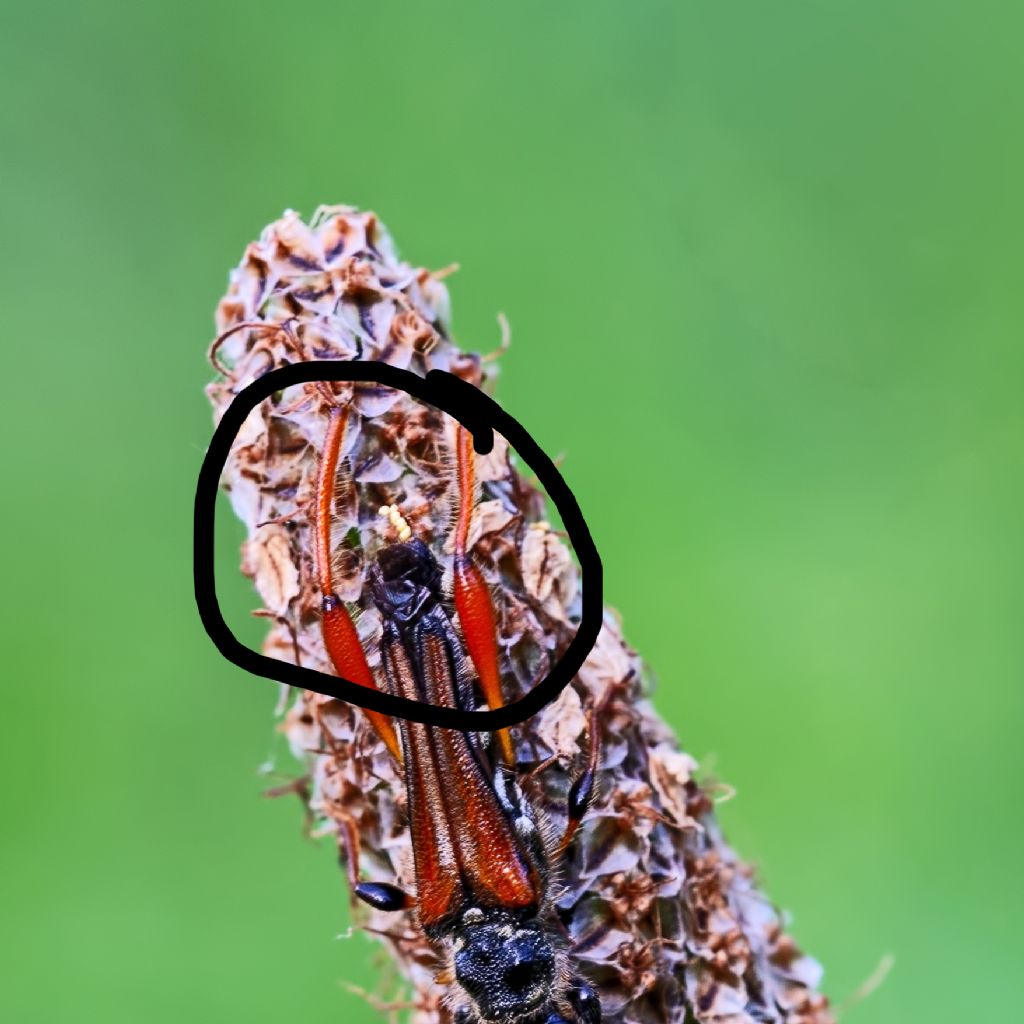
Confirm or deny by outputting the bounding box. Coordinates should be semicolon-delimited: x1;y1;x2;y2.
334;803;414;911
353;881;415;912
557;705;601;858
452;423;516;765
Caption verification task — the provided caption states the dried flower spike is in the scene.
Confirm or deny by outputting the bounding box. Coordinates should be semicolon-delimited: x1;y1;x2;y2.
206;206;834;1024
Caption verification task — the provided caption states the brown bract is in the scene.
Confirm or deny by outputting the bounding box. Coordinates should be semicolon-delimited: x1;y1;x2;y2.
207;206;833;1024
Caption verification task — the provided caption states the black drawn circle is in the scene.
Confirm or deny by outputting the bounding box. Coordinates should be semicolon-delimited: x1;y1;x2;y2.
194;362;603;730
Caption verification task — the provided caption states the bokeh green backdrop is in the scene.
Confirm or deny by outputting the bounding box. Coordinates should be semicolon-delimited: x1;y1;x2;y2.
2;2;1021;1021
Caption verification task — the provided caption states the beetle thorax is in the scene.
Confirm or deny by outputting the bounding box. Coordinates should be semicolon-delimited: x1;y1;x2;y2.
450;908;562;1024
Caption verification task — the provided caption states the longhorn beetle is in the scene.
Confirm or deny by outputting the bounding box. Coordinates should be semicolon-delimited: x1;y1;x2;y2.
312;394;601;1024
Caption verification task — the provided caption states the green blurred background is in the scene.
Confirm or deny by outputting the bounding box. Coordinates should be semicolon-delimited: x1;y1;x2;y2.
2;1;1021;1021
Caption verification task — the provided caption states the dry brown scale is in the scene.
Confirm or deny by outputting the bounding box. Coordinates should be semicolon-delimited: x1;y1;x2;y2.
206;206;833;1024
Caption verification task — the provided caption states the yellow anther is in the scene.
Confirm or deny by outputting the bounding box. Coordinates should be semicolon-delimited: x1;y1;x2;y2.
378;502;413;541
